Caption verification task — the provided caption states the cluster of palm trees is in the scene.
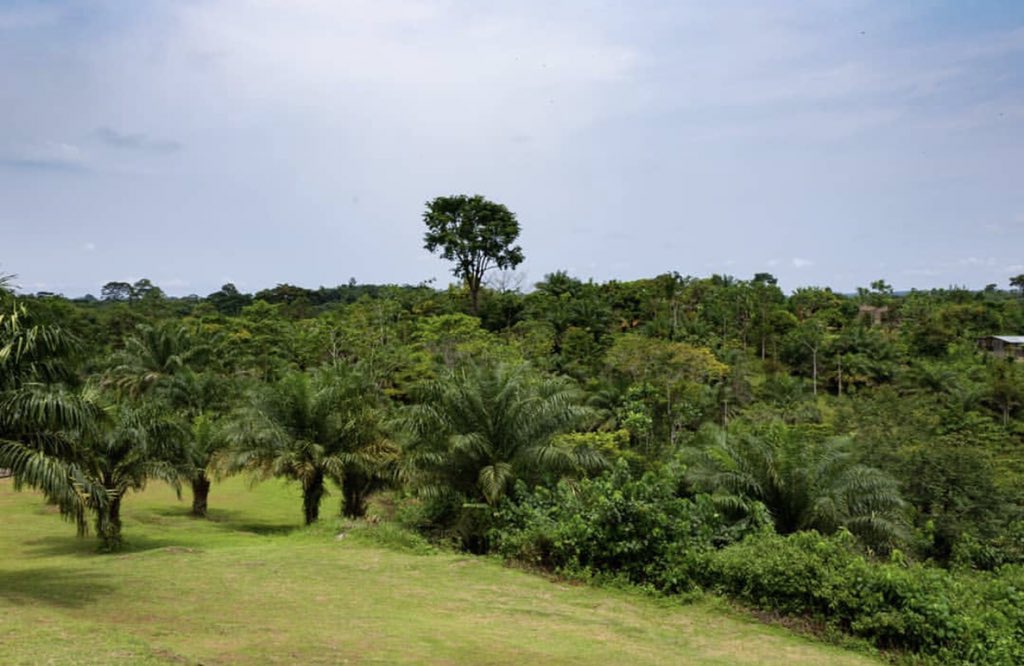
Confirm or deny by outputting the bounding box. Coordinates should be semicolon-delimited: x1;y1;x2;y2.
3;284;907;554
1;292;605;549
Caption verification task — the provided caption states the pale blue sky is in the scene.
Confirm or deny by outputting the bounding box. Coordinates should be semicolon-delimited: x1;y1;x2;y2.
2;1;1023;296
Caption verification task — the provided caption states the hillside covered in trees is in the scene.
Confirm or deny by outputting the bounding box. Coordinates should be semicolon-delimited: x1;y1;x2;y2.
4;262;1024;664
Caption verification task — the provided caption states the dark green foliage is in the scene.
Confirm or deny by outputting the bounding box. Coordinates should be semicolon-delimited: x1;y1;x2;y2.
224;364;395;523
684;424;907;552
492;462;770;593
705;531;1024;665
402;362;602;508
952;521;1024;571
423;195;524;315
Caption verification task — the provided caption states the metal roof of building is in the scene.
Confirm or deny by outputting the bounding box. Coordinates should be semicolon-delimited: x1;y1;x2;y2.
988;336;1024;344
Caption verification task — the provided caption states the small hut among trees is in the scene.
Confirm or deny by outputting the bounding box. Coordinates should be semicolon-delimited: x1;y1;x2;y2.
978;335;1024;359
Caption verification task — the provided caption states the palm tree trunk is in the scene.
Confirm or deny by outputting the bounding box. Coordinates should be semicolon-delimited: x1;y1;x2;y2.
303;470;325;525
98;495;123;551
191;473;211;518
342;475;369;519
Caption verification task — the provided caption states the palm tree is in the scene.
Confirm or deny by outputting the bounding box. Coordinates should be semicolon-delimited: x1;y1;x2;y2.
104;321;209;397
225;365;394;524
76;398;190;549
3;387;189;550
104;322;233;517
685;423;907;551
183;410;221;517
0;385;107;530
402;362;604;506
1;299;81;391
0;294;96;514
164;370;235;517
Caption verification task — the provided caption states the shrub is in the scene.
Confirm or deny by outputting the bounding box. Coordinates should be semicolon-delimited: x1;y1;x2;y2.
704;531;1024;665
491;461;769;593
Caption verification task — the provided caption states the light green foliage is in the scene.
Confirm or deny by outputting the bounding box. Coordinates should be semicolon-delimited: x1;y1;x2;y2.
550;429;641;470
605;335;727;452
414;313;519;368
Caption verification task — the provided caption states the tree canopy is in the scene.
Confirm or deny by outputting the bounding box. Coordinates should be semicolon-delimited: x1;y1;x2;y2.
423;194;524;315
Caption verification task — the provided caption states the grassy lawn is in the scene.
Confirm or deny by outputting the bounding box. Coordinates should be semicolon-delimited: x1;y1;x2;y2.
0;477;879;665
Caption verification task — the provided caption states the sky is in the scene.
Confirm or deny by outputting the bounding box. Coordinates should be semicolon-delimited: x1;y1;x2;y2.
2;0;1023;297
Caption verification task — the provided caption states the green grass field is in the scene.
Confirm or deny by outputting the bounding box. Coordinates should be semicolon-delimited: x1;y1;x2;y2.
0;477;879;665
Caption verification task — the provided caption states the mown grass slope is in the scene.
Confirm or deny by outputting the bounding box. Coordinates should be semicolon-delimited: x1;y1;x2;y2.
0;477;879;665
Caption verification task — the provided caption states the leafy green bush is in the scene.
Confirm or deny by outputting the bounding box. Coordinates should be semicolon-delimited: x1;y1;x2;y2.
704;531;1024;665
487;460;1024;663
951;521;1024;571
490;461;769;593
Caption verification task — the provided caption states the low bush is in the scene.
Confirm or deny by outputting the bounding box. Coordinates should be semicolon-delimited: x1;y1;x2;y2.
704;531;1024;665
951;521;1024;571
490;461;769;593
488;464;1024;664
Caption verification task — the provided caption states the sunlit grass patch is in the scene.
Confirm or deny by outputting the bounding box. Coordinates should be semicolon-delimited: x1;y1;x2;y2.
1;476;879;665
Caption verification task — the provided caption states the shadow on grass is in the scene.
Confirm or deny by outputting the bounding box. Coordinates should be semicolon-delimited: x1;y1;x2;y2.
150;505;301;536
0;567;115;607
21;534;184;558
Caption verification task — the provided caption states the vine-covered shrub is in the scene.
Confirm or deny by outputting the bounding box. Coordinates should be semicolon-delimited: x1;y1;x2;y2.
490;461;770;593
705;531;1024;665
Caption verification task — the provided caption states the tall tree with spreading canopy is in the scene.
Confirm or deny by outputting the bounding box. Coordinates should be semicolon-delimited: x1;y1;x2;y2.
423;195;524;316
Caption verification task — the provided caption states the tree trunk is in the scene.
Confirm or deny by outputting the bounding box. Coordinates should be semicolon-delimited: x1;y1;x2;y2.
303;470;325;525
837;355;843;397
191;473;211;518
342;476;369;519
469;279;481;316
98;495;123;551
811;347;818;397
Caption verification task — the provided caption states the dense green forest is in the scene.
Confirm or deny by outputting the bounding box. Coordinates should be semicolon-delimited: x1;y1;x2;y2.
5;229;1024;663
